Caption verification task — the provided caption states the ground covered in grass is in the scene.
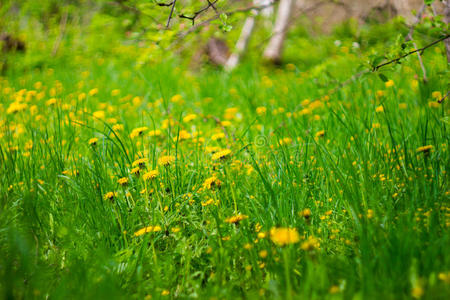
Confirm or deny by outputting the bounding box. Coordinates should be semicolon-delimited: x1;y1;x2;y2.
1;10;450;300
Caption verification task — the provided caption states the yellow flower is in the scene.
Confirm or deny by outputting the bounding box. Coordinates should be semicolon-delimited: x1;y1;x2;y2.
329;285;340;294
148;129;162;137
130;127;148;139
117;177;129;186
270;227;300;246
411;286;423;299
315;130;325;138
131;167;140;176
431;91;442;99
259;250;268;258
300;235;320;251
161;290;170;296
103;192;116;201
173;130;191;141
183;113;197;123
399;103;407;109
88;88;98;96
134;226;153;236
132;158;148;168
46;98;57;106
385;80;394;88
428;101;439;108
225;214;248;224
93;110;105;119
211;132;225;141
88;137;98;146
112;124;124;132
142;170;158;181
158;155;175;166
211;149;231;161
256;106;267;115
299;208;311;220
202;176;222;190
171;227;181;233
375;105;384;113
416;145;433;154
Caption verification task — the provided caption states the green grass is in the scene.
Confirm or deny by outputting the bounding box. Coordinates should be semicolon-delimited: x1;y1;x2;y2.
1;17;450;300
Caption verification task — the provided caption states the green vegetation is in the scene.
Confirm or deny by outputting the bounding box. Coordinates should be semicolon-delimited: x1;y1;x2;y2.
1;1;449;299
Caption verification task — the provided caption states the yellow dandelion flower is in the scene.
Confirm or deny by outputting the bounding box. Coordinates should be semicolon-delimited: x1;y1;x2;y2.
103;192;116;201
202;176;222;190
183;113;197;123
211;132;225;141
270;227;300;246
385;80;394;88
142;170;158;181
416;145;433;154
117;177;129;186
148;129;162;137
88;137;98;146
211;149;231;161
315;130;325;138
299;208;311;220
132;158;148;168
158;155;175;166
130;127;148;139
224;214;248;224
300;235;320;251
256;106;267;115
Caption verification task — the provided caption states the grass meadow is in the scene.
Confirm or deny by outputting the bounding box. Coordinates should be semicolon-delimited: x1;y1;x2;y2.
1;7;450;299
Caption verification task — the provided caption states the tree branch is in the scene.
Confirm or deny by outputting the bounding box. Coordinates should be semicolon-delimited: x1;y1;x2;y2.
373;35;449;71
179;0;219;25
166;0;177;28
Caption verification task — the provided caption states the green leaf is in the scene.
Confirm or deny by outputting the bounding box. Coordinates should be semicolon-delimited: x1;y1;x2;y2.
378;73;388;82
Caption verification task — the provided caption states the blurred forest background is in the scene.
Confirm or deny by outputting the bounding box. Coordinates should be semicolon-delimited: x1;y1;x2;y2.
1;0;448;75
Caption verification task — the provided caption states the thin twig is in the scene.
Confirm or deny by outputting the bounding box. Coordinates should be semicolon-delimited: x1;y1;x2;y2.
166;0;177;28
179;0;219;25
438;91;449;103
176;2;276;41
373;35;449;71
321;35;450;102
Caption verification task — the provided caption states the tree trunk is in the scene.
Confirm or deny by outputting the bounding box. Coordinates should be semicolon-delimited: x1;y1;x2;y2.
225;15;257;70
263;0;294;63
225;0;273;70
445;0;450;63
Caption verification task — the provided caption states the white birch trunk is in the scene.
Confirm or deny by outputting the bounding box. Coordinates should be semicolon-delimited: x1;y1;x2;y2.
263;0;294;63
225;0;273;70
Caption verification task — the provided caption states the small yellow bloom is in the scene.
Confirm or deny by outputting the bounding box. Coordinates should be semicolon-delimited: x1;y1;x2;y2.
117;177;129;186
212;149;232;161
315;130;325;138
183;113;197;123
270;227;300;246
88;137;98;146
132;158;148;168
103;192;116;201
224;214;248;224
416;145;433;154
203;176;222;190
300;236;320;251
385;80;394;88
158;155;175;166
142;170;158;181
